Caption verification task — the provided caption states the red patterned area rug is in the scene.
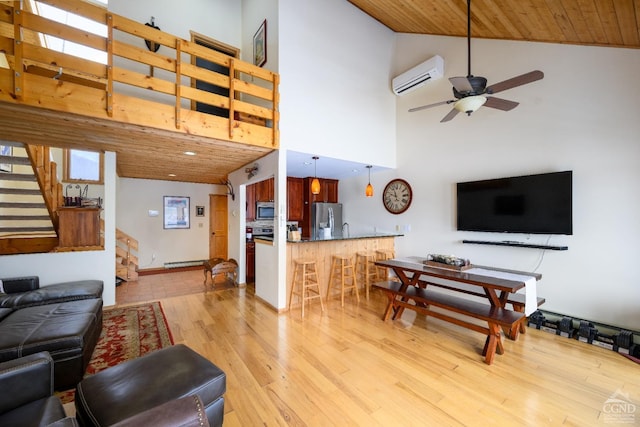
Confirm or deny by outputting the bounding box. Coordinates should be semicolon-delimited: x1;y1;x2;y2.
57;301;174;403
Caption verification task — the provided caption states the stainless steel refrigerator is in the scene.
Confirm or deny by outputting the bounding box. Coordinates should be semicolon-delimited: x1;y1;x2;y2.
311;202;343;239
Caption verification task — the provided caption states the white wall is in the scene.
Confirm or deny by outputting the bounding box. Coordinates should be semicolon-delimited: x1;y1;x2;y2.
116;178;223;268
0;152;117;306
278;0;396;167
342;34;640;330
108;0;241;47
241;0;278;72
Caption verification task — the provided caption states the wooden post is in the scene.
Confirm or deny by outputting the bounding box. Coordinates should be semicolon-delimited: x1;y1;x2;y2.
228;58;235;138
175;39;181;129
106;14;114;117
13;2;24;100
272;73;280;147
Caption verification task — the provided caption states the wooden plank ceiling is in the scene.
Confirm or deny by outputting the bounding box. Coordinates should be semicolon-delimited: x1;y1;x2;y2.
348;0;640;49
0;103;271;185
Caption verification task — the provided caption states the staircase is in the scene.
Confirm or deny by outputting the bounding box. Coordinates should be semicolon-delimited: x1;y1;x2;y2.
1;143;140;277
116;226;139;281
0;142;60;254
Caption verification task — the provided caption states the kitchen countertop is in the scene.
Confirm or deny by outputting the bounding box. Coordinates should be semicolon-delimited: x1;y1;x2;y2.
288;233;403;243
254;236;274;244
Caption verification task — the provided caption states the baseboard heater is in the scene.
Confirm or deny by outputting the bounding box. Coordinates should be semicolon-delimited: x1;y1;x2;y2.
164;260;206;269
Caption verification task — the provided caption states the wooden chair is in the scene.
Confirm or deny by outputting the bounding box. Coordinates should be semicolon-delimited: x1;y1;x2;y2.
355;251;377;299
326;254;359;307
288;259;324;317
375;249;396;281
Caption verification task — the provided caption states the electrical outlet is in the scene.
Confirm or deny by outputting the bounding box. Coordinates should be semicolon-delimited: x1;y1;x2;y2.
152;253;156;261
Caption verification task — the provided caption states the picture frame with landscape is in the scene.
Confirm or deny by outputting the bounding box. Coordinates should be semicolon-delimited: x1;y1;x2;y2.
253;19;267;67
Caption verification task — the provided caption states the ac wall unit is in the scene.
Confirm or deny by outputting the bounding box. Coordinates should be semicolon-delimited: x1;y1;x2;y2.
391;55;444;96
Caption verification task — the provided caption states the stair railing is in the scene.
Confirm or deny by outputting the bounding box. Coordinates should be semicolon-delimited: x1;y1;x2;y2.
115;226;139;279
24;144;63;231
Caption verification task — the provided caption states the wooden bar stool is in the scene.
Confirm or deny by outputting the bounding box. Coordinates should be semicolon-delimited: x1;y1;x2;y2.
288;259;324;317
375;249;396;281
355;251;377;299
326;254;359;307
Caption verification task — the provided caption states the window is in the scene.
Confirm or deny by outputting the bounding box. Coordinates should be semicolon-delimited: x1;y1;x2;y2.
64;149;104;184
29;0;108;64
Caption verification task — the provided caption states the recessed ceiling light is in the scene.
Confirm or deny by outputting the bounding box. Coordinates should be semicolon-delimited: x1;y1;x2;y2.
184;151;196;156
352;168;359;173
168;173;176;177
303;161;312;166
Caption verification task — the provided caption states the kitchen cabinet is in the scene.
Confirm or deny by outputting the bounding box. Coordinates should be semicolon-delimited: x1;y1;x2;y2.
255;177;274;202
246;241;255;282
287;177;304;221
246;184;256;221
57;207;101;247
301;177;339;238
323;179;339;204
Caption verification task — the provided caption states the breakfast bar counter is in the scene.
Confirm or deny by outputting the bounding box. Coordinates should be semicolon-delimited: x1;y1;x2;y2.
286;233;402;308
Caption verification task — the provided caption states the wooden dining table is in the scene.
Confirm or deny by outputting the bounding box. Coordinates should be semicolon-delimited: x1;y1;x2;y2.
373;257;542;364
376;256;540;310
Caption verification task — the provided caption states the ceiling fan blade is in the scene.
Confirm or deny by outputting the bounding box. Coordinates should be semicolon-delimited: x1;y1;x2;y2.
440;108;460;122
449;76;473;93
484;96;519;111
486;70;544;94
408;99;454;113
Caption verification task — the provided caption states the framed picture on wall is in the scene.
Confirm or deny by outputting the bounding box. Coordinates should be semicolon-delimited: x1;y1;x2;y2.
0;145;12;172
253;19;267;67
163;196;190;229
196;206;205;217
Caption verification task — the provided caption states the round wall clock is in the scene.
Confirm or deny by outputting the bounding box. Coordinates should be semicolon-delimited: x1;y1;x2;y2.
382;179;412;214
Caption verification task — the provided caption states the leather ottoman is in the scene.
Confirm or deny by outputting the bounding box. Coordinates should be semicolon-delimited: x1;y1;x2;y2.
0;298;103;390
75;344;226;427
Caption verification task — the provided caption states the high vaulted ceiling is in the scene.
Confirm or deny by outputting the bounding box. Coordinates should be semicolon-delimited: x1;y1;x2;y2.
347;0;640;49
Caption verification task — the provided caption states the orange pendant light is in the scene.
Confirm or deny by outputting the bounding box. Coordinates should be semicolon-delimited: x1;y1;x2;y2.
365;165;374;197
311;156;320;195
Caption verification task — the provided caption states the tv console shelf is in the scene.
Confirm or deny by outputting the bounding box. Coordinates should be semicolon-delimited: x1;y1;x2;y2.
462;240;568;251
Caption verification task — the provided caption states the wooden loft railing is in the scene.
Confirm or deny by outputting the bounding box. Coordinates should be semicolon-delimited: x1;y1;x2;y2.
0;0;279;149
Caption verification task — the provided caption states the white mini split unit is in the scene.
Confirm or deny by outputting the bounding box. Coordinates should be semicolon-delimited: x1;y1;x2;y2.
391;55;444;96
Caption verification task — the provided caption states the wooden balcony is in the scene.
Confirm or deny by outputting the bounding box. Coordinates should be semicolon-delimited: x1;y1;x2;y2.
0;0;279;184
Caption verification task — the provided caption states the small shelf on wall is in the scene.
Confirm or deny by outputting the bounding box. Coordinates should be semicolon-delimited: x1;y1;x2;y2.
462;240;568;251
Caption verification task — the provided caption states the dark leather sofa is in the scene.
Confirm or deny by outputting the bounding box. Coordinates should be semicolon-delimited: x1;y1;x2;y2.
0;276;103;390
0;351;212;427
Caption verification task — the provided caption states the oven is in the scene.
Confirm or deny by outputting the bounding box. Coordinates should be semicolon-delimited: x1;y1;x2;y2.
252;226;274;238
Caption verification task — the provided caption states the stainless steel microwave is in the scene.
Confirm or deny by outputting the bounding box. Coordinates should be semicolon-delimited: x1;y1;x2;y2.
256;202;275;220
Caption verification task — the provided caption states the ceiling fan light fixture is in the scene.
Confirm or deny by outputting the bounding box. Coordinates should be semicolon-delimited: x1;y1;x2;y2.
454;95;487;115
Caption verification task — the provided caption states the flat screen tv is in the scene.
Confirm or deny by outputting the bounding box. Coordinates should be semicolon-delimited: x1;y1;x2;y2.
456;171;572;235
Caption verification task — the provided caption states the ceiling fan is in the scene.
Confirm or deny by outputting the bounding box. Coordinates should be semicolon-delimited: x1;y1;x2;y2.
409;0;544;122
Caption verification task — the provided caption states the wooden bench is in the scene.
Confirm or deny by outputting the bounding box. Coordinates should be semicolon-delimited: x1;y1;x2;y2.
372;281;525;365
203;258;238;289
414;279;546;339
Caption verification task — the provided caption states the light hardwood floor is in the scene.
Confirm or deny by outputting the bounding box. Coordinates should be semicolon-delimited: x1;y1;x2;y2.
117;271;639;426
